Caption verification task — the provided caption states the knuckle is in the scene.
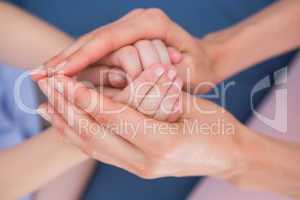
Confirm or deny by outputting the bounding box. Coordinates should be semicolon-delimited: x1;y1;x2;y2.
144;8;168;25
142;8;169;38
134;40;151;49
146;8;167;20
130;8;145;15
95;28;115;52
120;45;139;59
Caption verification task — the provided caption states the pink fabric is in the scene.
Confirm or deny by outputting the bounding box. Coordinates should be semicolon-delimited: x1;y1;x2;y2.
188;54;300;200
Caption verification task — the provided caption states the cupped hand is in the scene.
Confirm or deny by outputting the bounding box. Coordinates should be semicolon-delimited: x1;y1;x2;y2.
33;9;222;94
37;74;248;179
76;39;182;89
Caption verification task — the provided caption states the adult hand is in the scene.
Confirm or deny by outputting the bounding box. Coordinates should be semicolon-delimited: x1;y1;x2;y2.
34;9;222;94
76;39;182;89
37;75;247;179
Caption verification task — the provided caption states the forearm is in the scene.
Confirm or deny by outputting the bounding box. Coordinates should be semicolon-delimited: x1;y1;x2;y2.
0;2;72;69
202;0;300;81
34;159;95;200
230;128;300;198
0;128;88;199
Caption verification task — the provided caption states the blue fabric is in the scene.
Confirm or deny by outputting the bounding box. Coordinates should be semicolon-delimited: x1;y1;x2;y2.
8;0;297;199
0;65;41;200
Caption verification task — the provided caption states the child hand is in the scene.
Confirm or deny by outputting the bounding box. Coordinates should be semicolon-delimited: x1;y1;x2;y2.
113;64;183;122
77;39;182;89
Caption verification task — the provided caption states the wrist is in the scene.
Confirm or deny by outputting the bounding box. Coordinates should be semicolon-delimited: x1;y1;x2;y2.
200;31;234;82
200;25;251;82
226;127;300;198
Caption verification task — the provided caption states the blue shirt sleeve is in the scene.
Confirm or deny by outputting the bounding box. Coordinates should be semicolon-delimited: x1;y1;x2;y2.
0;64;42;200
0;64;42;148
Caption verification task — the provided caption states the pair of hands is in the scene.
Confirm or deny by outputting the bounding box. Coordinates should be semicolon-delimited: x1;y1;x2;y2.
33;9;247;180
32;8;221;94
37;74;244;179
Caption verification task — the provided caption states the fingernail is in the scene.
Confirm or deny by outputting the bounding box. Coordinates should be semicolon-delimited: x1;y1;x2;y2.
28;65;47;76
37;107;52;122
167;69;177;80
154;67;165;77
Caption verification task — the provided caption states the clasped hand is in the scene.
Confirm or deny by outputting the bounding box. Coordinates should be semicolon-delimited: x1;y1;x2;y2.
33;9;248;181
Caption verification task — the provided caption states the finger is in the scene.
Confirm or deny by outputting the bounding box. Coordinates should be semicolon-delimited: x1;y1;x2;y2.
52;8;143;70
77;65;126;88
152;40;171;64
49;9;143;69
97;86;121;98
134;40;161;69
41;74;173;149
41;9;190;79
154;78;183;122
137;65;177;117
31;30;99;81
118;8;145;21
113;64;166;109
37;79;146;171
45;33;93;67
167;98;183;122
39;104;146;175
100;45;143;79
37;103;89;152
167;47;183;64
108;68;128;88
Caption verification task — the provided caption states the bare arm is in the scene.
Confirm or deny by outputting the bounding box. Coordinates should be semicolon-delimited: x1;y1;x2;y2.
38;0;300;94
205;0;300;80
0;127;93;199
0;1;72;69
0;2;95;199
230;129;300;199
34;159;95;200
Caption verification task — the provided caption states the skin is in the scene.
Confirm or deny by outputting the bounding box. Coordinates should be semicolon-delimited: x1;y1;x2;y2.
0;2;96;200
0;2;181;199
113;64;183;122
76;39;182;89
35;0;300;198
37;64;184;175
34;1;300;94
0;2;72;68
39;74;300;198
0;3;183;200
